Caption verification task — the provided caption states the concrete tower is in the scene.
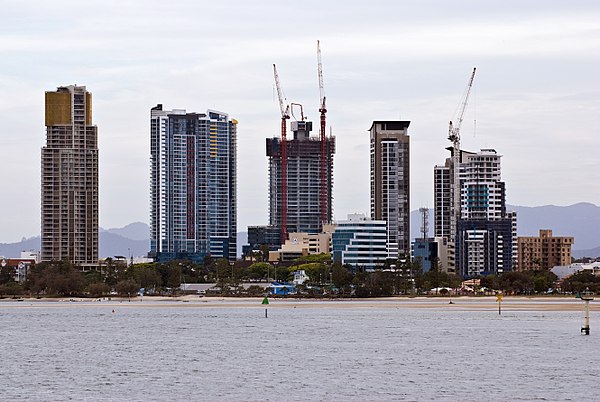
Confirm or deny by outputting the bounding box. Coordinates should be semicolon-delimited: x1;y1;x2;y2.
266;120;335;237
369;121;411;259
41;85;99;267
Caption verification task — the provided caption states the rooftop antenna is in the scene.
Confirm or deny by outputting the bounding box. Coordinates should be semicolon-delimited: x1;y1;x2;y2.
419;207;429;241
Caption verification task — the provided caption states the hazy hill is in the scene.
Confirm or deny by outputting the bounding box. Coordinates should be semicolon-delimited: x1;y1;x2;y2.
573;246;600;260
506;203;599;250
409;202;600;253
98;232;149;258
2;204;599;259
101;222;149;241
0;232;150;259
0;237;41;258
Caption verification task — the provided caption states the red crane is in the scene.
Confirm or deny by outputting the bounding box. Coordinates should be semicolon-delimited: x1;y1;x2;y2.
273;64;289;242
317;40;327;226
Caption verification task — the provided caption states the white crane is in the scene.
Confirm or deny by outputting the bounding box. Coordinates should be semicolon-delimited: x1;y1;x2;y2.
448;67;476;271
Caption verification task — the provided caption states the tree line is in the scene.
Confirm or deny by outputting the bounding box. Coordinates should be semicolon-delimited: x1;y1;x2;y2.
0;254;597;298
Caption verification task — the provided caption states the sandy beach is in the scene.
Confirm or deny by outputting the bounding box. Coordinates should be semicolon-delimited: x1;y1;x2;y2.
1;295;597;312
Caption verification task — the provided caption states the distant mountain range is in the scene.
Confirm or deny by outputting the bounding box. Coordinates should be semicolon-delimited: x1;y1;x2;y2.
409;202;600;251
1;203;599;259
0;223;150;259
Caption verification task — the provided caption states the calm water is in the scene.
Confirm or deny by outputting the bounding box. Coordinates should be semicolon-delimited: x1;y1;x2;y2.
1;299;598;401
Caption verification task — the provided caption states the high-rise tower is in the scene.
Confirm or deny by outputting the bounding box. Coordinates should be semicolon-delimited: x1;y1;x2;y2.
267;120;335;237
150;105;237;262
41;85;99;267
369;121;411;259
435;148;515;277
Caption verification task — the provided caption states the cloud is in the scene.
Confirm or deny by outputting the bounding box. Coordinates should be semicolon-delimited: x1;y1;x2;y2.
0;0;599;242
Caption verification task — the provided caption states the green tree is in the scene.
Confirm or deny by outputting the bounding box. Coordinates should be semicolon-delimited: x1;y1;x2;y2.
295;253;332;263
297;263;328;285
215;258;231;282
331;263;353;292
362;271;395;297
115;279;138;296
274;264;291;283
562;272;600;294
246;285;266;296
0;266;15;285
430;257;441;273
0;282;24;298
248;262;272;281
259;244;270;262
26;260;84;296
87;282;110;297
128;263;162;290
497;272;533;295
166;265;182;289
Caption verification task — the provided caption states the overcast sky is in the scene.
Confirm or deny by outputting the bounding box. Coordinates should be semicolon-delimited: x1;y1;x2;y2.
1;0;599;243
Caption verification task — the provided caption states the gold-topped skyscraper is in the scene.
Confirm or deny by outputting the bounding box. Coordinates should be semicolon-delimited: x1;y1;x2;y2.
41;85;99;267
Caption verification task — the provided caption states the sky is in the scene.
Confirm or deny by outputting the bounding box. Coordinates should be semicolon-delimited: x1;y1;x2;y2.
0;0;599;243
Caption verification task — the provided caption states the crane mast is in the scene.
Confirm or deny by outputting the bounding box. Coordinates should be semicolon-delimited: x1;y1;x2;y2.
273;64;289;242
448;67;476;271
317;40;327;226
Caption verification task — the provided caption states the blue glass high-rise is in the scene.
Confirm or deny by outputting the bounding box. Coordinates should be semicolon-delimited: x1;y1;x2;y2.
150;105;237;262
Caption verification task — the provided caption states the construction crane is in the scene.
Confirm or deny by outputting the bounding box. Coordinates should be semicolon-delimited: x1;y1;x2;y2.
273;64;290;242
448;67;476;270
317;40;327;226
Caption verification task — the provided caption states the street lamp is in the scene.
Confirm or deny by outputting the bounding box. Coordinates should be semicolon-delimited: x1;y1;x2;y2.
273;262;278;282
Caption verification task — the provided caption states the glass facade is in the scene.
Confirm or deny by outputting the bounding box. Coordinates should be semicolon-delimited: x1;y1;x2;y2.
369;121;410;259
150;105;237;262
332;217;388;271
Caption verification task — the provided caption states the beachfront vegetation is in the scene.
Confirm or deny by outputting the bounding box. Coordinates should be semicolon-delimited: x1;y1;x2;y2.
3;254;598;298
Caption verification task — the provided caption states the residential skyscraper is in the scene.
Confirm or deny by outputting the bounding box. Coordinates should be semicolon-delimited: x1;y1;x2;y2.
150;105;237;262
369;121;411;259
435;148;516;277
41;85;99;267
434;157;452;240
266;120;335;237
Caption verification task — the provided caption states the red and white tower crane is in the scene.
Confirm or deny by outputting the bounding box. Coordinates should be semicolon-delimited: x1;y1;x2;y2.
317;40;328;226
273;64;290;242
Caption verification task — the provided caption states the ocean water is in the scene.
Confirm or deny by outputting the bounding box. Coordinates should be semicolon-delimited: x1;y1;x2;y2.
1;299;598;401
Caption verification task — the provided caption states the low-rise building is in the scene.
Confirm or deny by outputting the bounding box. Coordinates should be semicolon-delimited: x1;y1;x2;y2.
0;258;35;283
242;225;281;258
269;228;333;262
331;214;388;271
551;262;600;280
518;229;573;271
412;237;449;273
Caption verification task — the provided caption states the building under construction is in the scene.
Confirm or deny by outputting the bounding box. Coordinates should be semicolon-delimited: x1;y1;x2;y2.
266;120;335;236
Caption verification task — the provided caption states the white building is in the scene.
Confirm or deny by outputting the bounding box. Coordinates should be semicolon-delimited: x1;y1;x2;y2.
21;250;40;264
435;148;517;277
332;214;388;271
551;262;600;280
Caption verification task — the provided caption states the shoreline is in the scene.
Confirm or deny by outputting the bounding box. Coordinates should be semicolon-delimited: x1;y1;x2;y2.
0;295;597;311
